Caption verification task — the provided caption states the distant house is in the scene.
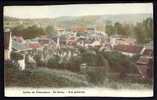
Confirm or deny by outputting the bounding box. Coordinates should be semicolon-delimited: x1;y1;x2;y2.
4;29;12;61
38;38;50;46
104;43;112;51
12;36;26;44
28;42;43;50
140;41;153;56
136;42;153;80
17;54;26;71
12;37;39;71
10;52;26;71
12;39;31;52
66;36;77;46
11;38;32;71
141;48;153;57
136;56;153;80
71;26;87;33
56;27;65;35
113;44;143;57
90;40;101;47
87;27;96;33
110;35;136;47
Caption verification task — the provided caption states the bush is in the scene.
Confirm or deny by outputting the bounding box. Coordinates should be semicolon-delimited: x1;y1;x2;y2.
5;61;30;86
47;56;60;69
131;54;141;62
5;66;89;87
86;67;105;85
11;52;23;61
102;51;138;79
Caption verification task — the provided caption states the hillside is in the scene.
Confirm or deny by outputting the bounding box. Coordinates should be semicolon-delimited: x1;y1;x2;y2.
4;13;152;28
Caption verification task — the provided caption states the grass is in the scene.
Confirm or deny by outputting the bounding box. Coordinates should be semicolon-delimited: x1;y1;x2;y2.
5;65;91;88
101;78;153;90
5;63;152;89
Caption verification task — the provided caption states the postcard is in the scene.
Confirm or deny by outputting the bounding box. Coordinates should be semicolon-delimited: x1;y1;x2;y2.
4;3;153;97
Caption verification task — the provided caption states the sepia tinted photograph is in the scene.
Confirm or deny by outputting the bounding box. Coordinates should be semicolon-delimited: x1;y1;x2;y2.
4;3;153;97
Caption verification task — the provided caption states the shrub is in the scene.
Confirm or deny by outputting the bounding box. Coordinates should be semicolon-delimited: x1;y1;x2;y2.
47;55;60;69
11;52;23;61
102;51;138;79
86;67;105;85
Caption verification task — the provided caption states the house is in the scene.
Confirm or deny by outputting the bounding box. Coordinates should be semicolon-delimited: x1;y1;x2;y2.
12;39;31;52
136;56;153;80
90;40;101;47
117;38;136;45
17;54;26;71
12;37;41;71
87;27;96;33
71;26;87;33
140;41;153;56
66;36;77;46
136;42;153;80
28;42;43;50
141;48;153;57
11;36;32;71
4;29;12;61
110;35;136;47
38;38;50;46
56;27;65;35
12;36;26;44
103;43;112;52
113;44;143;57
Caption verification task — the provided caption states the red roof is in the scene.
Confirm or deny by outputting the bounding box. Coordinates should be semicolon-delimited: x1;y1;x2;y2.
136;56;152;65
71;26;87;32
29;43;41;49
114;44;142;54
143;49;153;57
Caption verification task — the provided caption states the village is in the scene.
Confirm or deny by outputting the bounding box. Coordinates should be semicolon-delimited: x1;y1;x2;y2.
4;24;153;82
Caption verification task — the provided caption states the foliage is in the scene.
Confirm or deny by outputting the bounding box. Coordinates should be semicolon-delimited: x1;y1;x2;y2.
5;66;89;87
133;17;153;44
45;25;57;36
102;51;138;78
12;25;47;39
105;17;153;44
86;67;105;85
131;54;141;62
47;55;60;69
11;52;24;60
105;24;115;36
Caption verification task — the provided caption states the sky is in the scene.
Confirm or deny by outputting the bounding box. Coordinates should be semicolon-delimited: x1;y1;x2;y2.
4;3;153;19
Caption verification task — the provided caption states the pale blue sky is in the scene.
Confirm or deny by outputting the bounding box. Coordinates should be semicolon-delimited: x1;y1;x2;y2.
4;3;153;19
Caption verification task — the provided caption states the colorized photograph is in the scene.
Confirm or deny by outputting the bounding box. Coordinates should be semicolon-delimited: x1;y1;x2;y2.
4;3;153;97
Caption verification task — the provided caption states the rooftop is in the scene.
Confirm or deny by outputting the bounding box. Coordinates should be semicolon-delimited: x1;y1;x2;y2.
114;44;143;54
136;56;152;65
12;39;30;51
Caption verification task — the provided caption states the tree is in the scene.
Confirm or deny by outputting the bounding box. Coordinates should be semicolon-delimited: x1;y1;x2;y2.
102;51;138;78
133;17;153;44
122;24;131;36
45;25;57;36
12;25;25;36
133;23;146;44
105;24;114;36
12;25;47;39
114;22;122;34
143;17;153;41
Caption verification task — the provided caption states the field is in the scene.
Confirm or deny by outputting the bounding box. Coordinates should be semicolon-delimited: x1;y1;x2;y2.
5;63;152;89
